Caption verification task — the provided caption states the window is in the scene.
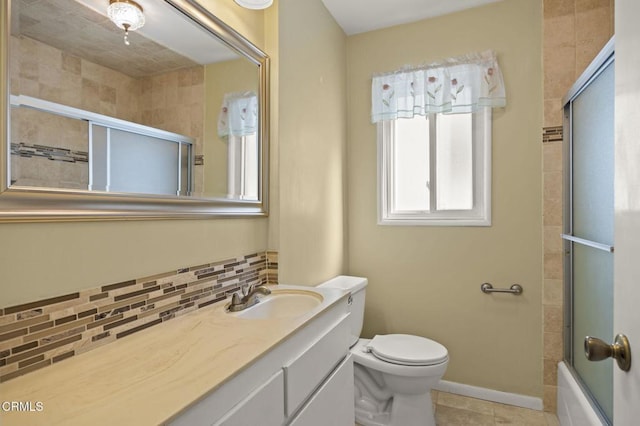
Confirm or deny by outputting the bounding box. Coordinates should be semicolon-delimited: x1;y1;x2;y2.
370;50;505;226
378;108;491;226
227;133;259;200
218;91;259;200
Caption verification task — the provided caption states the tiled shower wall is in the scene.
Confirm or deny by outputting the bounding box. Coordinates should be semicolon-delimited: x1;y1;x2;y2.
542;0;614;413
10;35;204;192
0;251;279;383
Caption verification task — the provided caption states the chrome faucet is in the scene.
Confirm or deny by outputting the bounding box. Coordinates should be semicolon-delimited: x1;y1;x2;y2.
227;284;271;312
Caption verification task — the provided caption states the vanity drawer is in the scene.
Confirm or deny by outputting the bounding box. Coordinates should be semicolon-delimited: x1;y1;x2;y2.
288;354;354;426
283;314;350;417
213;369;284;426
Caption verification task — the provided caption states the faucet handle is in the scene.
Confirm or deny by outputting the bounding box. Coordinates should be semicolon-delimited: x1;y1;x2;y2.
244;284;255;296
231;292;242;305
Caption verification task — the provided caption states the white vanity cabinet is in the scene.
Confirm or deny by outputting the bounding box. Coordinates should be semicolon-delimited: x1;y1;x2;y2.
288;354;354;426
169;294;353;426
283;314;351;417
212;370;285;426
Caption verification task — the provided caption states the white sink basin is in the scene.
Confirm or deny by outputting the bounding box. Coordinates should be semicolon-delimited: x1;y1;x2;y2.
232;289;323;320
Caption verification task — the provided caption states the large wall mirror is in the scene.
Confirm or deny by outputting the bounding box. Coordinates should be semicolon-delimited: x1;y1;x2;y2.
0;0;269;221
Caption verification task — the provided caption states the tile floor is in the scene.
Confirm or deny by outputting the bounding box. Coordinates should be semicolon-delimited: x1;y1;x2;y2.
433;391;559;425
357;391;560;426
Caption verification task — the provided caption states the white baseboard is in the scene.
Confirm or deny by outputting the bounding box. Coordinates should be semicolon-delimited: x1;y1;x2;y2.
434;380;543;411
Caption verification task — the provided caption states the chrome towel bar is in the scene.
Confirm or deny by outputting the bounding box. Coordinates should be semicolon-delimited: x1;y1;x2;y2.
480;283;523;295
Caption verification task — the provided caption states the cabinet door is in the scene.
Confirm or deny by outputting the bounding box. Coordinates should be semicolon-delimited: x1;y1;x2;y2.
213;370;284;426
283;314;350;416
288;354;354;426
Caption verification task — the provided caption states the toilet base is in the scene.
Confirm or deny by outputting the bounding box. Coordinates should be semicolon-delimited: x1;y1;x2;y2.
392;393;436;426
355;392;436;426
355;407;390;426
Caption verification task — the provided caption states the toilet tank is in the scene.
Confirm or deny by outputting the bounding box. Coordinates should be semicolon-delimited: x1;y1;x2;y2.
317;276;367;347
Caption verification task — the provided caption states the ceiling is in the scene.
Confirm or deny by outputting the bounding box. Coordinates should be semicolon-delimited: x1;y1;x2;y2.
13;0;503;78
321;0;503;35
12;0;239;78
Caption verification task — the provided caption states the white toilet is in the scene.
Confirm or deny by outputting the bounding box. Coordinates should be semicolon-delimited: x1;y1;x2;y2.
318;276;448;426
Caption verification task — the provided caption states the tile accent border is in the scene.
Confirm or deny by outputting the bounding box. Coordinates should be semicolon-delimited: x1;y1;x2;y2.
543;126;563;144
10;142;89;163
0;250;279;383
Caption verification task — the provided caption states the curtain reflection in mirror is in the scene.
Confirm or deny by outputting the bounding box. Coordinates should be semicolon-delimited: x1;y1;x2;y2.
218;92;259;200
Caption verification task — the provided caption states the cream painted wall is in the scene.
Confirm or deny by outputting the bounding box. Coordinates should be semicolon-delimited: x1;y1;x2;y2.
1;0;271;307
203;58;260;197
1;220;268;307
275;0;348;284
198;0;266;52
346;0;544;398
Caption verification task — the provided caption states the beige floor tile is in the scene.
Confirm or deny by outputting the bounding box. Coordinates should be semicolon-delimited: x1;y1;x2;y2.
544;412;560;426
494;404;547;425
357;391;558;426
437;392;495;416
436;405;495;426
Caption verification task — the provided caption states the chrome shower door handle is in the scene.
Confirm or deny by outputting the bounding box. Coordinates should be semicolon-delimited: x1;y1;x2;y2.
584;334;632;372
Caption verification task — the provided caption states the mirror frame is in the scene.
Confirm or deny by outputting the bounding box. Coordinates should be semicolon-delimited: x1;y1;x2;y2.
0;0;270;222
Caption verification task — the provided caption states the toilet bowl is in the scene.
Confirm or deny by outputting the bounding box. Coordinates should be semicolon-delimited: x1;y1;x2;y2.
318;276;448;426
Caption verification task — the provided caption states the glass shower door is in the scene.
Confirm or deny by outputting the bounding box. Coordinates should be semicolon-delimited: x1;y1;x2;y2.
563;53;614;423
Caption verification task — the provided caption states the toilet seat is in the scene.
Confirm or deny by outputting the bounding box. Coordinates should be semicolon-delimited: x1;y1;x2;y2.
366;334;448;366
351;338;448;378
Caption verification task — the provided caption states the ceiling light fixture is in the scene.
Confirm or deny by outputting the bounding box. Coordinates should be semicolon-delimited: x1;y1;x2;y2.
234;0;273;10
107;0;146;46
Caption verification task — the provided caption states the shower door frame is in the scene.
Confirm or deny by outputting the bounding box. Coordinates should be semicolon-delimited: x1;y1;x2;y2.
562;38;615;426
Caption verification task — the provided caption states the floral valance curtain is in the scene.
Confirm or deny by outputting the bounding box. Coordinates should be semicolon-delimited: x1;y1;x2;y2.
371;50;506;123
218;91;258;137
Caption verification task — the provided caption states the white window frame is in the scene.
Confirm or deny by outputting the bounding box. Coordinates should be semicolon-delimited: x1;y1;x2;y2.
227;133;259;200
377;108;492;226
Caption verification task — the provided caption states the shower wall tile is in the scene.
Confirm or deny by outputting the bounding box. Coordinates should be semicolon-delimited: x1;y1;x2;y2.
575;7;614;74
543;332;564;361
0;251;278;384
542;0;613;412
543;141;563;170
543;172;563;202
9;34;204;193
544;227;563;254
544;0;574;18
544;99;563;128
544;358;559;386
543;254;563;280
543;279;563;306
543;197;562;227
10;35;137;189
543;16;575;100
544;305;563;334
544;385;558;413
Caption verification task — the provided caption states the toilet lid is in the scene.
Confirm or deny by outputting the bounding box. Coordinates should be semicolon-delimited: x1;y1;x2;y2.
365;334;448;366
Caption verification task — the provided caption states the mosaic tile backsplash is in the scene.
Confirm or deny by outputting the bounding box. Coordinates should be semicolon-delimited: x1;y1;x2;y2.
0;251;279;383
